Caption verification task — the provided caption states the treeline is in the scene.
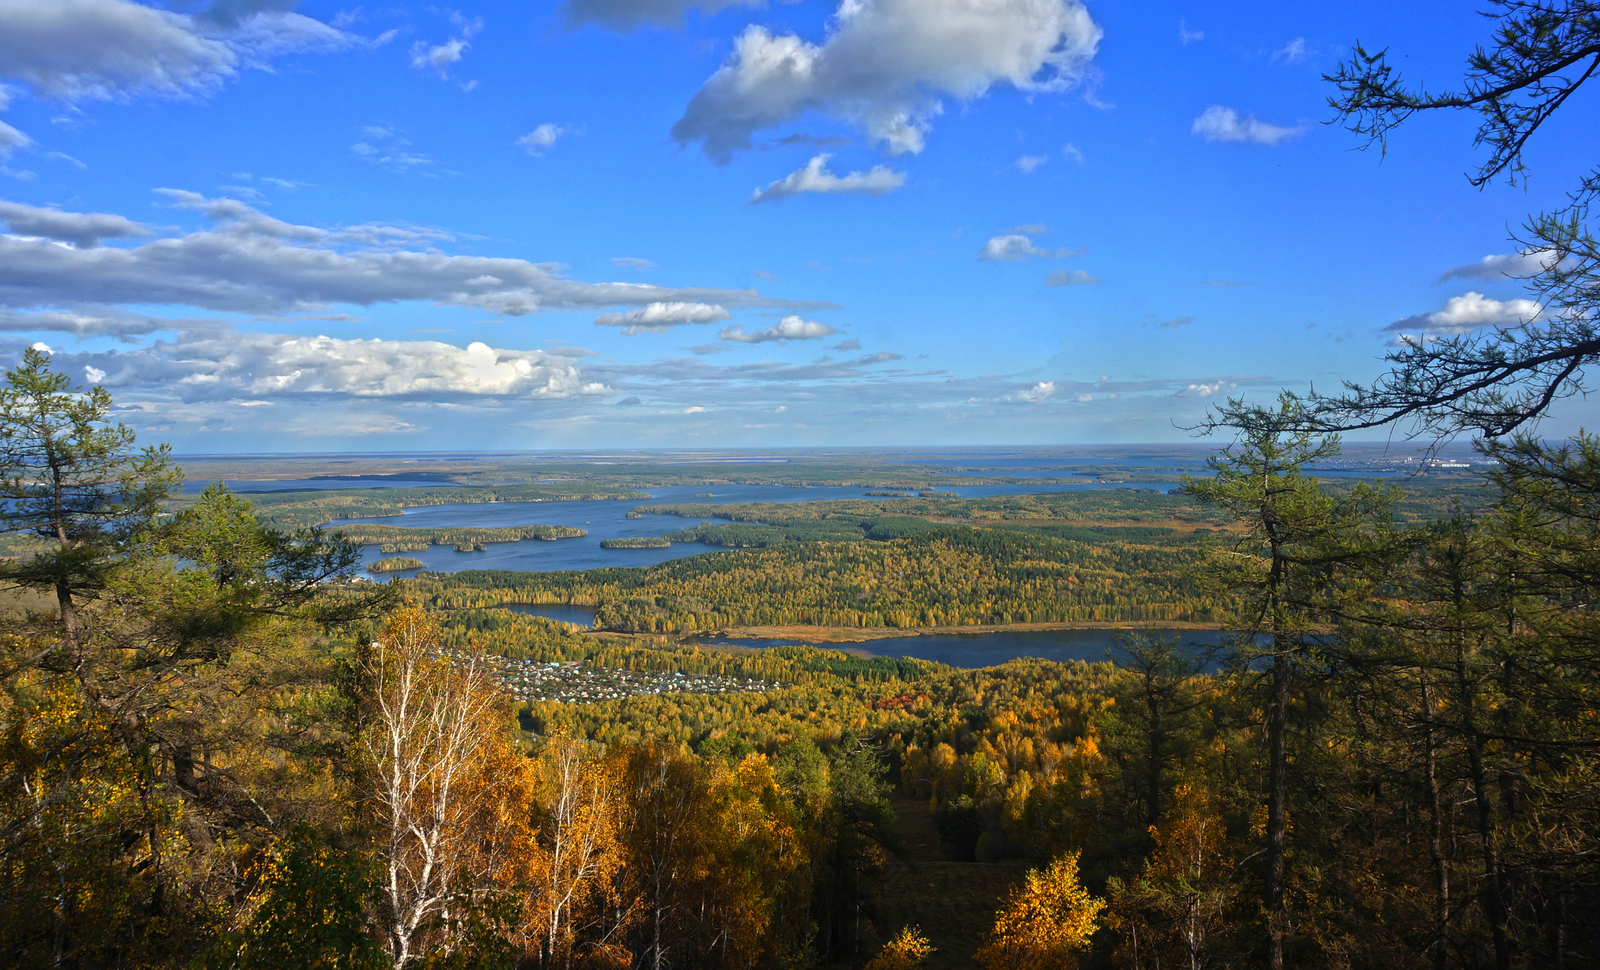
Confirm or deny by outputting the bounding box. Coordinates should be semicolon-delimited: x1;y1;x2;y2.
177;483;646;530
340;523;588;547
406;527;1226;632
632;487;1232;529
636;477;1476;532
652;514;945;548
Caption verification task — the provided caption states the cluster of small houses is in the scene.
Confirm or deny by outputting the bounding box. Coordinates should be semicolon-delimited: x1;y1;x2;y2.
460;650;781;703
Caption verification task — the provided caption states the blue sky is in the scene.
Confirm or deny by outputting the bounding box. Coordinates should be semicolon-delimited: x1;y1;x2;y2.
0;0;1594;452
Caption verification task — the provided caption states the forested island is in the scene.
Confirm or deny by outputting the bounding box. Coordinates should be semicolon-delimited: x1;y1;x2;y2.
599;536;674;549
368;556;427;573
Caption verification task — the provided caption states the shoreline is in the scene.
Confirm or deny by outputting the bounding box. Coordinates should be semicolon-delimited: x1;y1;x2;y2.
582;620;1225;646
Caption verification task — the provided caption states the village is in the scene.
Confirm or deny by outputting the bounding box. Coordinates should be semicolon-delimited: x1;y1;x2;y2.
461;650;781;703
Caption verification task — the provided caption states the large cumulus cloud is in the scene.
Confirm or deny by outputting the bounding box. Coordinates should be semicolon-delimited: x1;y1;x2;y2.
672;0;1102;162
1383;292;1543;342
58;330;607;401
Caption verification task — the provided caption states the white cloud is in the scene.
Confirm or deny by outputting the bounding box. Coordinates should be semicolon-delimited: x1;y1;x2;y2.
1010;380;1056;402
0;120;33;159
1384;291;1542;339
0;199;152;248
748;154;906;203
832;338;861;350
1044;268;1098;286
0;193;832;318
1061;142;1084;165
562;0;763;30
410;12;481;80
84;365;105;383
1172;380;1237;398
411;37;469;77
1191;105;1303;146
719;315;839;342
517;123;567;154
1271;37;1308;65
0;0;355;103
1437;249;1556;283
612;256;657;270
978;233;1082;261
349;127;436;173
684;406;706;413
594;302;733;334
64;329;606;400
1178;20;1203;44
672;0;1103;162
1014;154;1048;173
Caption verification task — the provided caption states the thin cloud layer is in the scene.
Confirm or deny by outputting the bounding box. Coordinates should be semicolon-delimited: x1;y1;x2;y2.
0;200;151;248
1044;268;1098;286
0;193;828;322
1191;105;1303;146
0;121;33;159
0;0;354;102
748;154;906;203
0;308;179;340
594;302;734;334
719;315;839;342
1172;380;1238;398
563;0;763;30
672;0;1102;162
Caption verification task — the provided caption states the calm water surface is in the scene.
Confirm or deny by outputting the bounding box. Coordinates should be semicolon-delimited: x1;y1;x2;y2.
332;481;1176;577
495;604;1221;669
691;628;1228;669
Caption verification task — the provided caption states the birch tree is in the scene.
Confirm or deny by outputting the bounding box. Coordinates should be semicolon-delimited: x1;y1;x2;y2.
358;605;535;968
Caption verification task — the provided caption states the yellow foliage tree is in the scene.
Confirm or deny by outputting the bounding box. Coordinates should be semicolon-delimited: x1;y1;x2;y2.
865;925;935;970
358;605;538;968
1103;779;1239;970
976;851;1105;970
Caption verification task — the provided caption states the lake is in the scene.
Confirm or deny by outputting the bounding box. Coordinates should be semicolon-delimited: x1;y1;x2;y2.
494;603;1223;669
331;481;1178;576
690;627;1230;669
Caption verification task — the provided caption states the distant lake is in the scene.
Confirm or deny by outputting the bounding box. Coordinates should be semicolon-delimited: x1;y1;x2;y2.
480;605;1226;670
180;477;491;494
690;627;1230;670
329;481;1177;577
